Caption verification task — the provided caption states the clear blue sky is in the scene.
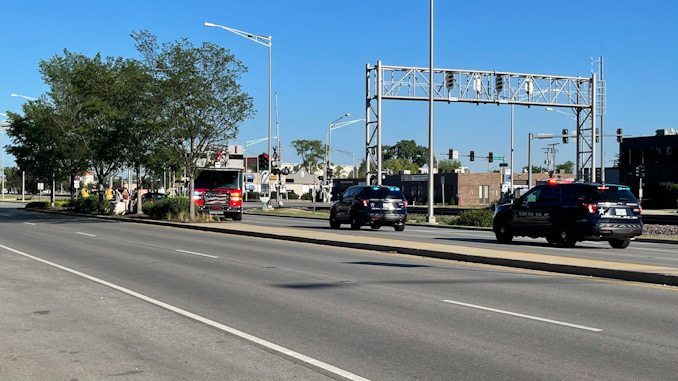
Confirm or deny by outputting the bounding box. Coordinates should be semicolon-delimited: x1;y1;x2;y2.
2;0;677;174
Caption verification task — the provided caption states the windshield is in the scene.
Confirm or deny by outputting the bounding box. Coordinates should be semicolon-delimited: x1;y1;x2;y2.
584;187;638;202
195;170;242;189
364;187;404;199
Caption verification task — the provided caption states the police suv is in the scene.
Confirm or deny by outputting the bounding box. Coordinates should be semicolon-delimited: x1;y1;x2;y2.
493;180;643;248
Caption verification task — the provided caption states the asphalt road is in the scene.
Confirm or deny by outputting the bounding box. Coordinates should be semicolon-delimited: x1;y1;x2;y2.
2;204;678;380
241;213;678;268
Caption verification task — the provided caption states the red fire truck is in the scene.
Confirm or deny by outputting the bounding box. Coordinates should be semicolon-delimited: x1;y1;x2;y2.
194;145;244;220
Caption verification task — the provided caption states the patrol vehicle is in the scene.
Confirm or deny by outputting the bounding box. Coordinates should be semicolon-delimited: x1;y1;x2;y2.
493;180;643;248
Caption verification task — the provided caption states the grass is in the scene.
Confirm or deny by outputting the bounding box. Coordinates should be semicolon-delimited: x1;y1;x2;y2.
247;207;329;219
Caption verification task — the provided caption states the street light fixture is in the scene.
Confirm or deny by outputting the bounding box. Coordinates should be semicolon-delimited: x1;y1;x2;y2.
204;21;273;198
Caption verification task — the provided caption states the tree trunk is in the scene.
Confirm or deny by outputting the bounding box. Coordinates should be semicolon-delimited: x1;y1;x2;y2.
136;165;143;215
189;176;195;220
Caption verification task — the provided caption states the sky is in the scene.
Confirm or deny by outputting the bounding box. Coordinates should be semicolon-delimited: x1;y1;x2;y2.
2;0;677;174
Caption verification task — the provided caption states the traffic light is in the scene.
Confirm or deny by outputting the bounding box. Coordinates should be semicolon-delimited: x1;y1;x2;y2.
616;128;623;143
327;167;334;179
495;75;504;93
448;149;453;160
488;152;493;163
258;152;269;169
469;150;475;161
445;72;455;90
635;165;646;178
562;129;569;144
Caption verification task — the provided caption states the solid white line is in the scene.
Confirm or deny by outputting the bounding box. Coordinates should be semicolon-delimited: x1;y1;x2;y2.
175;249;219;259
0;243;370;381
24;222;36;225
443;299;602;332
75;232;96;237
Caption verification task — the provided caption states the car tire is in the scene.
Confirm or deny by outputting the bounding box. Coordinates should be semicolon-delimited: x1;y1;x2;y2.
394;223;405;232
609;238;630;249
329;213;341;229
232;212;243;221
493;218;513;244
554;225;577;248
350;215;361;230
370;223;381;230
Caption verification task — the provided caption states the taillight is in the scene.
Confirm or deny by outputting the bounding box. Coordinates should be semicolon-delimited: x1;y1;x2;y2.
584;203;597;214
361;199;369;207
403;200;408;207
638;206;642;215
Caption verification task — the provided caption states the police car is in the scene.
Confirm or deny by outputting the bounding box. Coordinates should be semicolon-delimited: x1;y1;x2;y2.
493;180;643;248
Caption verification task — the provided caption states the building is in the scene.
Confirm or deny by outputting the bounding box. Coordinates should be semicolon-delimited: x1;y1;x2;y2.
618;129;678;207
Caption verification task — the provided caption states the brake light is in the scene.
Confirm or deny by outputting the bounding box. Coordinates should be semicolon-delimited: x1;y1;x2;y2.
403;200;408;207
547;179;558;185
584;203;597;213
638;205;642;215
361;199;369;207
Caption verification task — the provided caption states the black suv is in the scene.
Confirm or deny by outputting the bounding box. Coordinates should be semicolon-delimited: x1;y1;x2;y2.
493;180;643;248
329;185;407;231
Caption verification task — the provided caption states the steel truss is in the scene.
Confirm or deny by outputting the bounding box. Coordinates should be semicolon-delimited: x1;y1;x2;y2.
365;60;597;185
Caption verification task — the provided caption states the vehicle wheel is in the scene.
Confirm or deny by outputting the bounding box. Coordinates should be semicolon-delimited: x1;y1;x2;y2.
554;225;577;248
546;235;557;245
394;223;405;232
609;238;630;249
350;215;361;230
493;219;513;244
232;212;243;221
329;214;341;229
370;223;381;230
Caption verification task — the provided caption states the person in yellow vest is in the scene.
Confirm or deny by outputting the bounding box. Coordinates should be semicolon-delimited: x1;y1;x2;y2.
105;187;114;200
81;188;89;197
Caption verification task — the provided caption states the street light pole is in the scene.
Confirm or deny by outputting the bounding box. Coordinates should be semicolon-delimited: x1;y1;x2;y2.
427;0;436;223
204;22;272;200
0;114;8;201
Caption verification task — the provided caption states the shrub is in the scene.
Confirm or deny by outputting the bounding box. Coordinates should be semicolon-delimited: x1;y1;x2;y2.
301;193;314;200
68;196;109;214
144;197;190;220
455;209;494;227
25;201;48;209
288;192;299;200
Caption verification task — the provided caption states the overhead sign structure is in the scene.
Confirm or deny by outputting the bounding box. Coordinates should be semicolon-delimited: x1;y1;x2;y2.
365;61;598;185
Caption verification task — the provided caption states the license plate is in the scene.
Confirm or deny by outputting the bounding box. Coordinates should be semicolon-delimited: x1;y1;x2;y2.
210;206;222;210
615;208;627;216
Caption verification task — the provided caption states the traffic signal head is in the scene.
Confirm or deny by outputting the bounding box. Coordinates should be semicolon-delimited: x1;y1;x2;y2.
445;72;455;90
616;128;623;143
448;149;453;160
488;152;493;163
327;168;334;179
258;153;269;169
469;150;475;161
562;129;569;144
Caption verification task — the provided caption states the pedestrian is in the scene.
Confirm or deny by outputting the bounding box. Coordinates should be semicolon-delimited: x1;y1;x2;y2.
122;188;130;212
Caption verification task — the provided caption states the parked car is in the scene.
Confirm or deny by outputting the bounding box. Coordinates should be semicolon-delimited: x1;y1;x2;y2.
329;185;407;231
492;180;643;248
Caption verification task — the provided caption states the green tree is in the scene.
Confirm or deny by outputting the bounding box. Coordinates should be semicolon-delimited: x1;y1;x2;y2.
384;158;420;174
384;140;428;167
437;159;462;173
556;160;574;174
133;30;254;219
290;139;325;174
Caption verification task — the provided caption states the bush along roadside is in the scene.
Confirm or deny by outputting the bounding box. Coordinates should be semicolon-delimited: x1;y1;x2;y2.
453;209;494;227
67;196;110;214
143;197;191;221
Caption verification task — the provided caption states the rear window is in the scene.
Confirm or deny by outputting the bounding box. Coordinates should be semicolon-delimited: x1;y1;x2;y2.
363;187;404;199
584;186;638;203
195;170;242;189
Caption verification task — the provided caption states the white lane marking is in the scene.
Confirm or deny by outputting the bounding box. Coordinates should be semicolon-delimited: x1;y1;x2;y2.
443;299;602;332
76;232;96;237
175;249;219;259
24;222;36;225
0;243;370;381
